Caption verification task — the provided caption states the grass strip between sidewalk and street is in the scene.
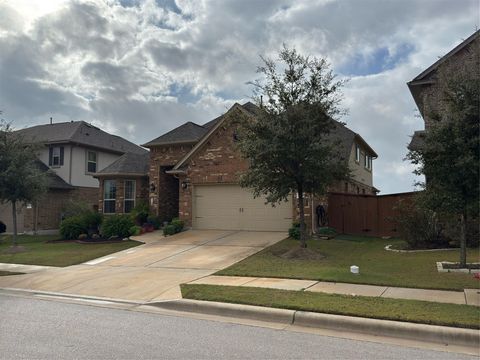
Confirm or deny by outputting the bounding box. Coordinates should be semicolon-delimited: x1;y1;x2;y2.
0;234;141;267
180;284;480;329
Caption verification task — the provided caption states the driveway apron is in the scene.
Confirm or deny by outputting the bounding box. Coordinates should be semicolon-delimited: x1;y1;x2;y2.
0;230;286;302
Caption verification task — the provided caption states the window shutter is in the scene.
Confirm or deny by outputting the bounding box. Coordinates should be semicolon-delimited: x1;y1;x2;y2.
60;147;64;165
48;147;53;166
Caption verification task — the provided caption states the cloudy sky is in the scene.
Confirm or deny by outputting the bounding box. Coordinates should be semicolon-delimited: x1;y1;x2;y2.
1;0;478;194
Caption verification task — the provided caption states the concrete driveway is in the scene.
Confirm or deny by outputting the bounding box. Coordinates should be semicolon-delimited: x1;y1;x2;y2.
0;230;286;302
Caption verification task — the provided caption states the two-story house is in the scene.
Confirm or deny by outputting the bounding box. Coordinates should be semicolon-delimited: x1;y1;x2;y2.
0;120;147;233
96;102;377;233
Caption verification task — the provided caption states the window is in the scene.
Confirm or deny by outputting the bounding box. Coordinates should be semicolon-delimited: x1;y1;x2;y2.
355;145;360;162
87;151;97;173
365;155;372;170
124;180;136;213
49;146;64;166
103;180;116;213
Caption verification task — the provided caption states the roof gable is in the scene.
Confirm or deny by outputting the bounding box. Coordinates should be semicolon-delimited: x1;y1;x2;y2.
142;122;207;147
95;152;149;177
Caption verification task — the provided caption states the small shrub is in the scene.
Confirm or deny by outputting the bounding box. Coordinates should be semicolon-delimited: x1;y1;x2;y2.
130;202;150;225
147;215;162;230
163;224;176;236
101;215;135;238
318;227;336;236
129;225;142;236
0;221;6;234
288;222;300;240
395;199;446;249
62;200;92;219
82;212;103;231
171;217;184;233
60;216;86;240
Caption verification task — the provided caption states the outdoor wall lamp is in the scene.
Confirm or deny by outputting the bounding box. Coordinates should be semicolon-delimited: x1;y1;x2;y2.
150;182;156;192
181;180;190;190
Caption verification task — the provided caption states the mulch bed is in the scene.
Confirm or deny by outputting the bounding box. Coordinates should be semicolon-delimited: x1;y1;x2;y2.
47;237;126;244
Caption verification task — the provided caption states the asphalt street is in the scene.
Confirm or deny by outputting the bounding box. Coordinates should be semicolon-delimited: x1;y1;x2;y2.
0;294;476;360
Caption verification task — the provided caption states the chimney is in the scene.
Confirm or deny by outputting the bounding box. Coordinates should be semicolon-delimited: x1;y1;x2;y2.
50;117;53;125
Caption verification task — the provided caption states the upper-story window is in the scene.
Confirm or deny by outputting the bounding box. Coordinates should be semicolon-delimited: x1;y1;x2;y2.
49;146;64;167
364;154;372;170
87;151;97;173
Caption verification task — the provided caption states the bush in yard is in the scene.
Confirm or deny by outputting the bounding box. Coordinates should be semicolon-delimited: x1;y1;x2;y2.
163;224;177;236
62;200;92;219
130;202;150;225
129;225;142;236
288;222;301;240
171;217;184;233
60;215;87;240
82;212;103;232
318;227;337;236
147;215;162;230
0;221;6;234
395;199;446;249
101;215;134;238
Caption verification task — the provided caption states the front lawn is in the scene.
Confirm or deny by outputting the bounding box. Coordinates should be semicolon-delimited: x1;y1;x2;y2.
0;234;141;267
217;235;480;291
181;284;480;329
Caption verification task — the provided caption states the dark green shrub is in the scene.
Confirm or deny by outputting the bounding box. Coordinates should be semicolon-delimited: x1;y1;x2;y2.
0;221;6;234
147;215;162;230
82;212;103;230
163;224;176;236
129;225;142;236
101;215;134;238
130;202;150;225
171;217;184;233
395;200;446;249
318;227;336;236
288;222;300;240
60;216;86;240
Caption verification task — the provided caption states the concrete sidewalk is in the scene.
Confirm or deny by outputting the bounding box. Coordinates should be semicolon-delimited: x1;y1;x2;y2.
188;275;480;306
0;262;56;274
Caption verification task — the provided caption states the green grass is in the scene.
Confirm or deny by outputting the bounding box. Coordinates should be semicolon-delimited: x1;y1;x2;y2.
217;235;480;291
0;234;141;267
0;271;24;276
181;284;480;329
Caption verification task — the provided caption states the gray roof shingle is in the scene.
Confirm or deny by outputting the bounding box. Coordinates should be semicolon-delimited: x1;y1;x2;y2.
35;160;74;190
95;152;150;176
16;121;147;155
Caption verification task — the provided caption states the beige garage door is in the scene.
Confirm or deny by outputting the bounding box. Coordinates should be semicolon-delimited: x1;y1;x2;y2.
193;184;292;231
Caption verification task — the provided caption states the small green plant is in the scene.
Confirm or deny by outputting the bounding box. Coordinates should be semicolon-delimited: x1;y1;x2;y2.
101;215;135;238
288;222;301;240
147;215;162;230
60;216;87;240
163;224;177;236
171;217;184;233
129;225;142;236
130;202;150;225
318;227;336;236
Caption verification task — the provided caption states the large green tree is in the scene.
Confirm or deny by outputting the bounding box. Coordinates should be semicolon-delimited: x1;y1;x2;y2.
407;44;479;266
238;46;350;247
0;120;48;246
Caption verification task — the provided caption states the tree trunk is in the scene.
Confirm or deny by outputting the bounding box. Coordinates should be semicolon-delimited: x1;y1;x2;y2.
459;212;467;268
298;187;307;248
12;201;17;247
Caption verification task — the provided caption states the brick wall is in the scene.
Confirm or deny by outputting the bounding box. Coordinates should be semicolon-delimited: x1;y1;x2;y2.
148;144;192;217
24;186;98;231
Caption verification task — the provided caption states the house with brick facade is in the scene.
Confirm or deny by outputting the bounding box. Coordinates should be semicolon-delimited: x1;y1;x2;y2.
407;30;479;151
0;120;147;233
97;102;378;233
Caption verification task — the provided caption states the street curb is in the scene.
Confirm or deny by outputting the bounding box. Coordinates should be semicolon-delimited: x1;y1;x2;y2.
149;299;295;324
149;299;480;348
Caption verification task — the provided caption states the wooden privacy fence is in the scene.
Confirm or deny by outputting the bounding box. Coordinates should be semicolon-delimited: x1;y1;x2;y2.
327;192;417;237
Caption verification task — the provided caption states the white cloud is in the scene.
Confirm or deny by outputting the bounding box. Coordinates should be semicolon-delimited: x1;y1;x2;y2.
0;0;478;193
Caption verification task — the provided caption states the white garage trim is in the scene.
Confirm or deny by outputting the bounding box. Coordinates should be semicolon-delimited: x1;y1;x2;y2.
193;184;292;231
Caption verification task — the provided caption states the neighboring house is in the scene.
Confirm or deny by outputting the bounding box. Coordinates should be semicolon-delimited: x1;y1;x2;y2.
0;120;147;233
407;30;479;151
98;102;378;233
